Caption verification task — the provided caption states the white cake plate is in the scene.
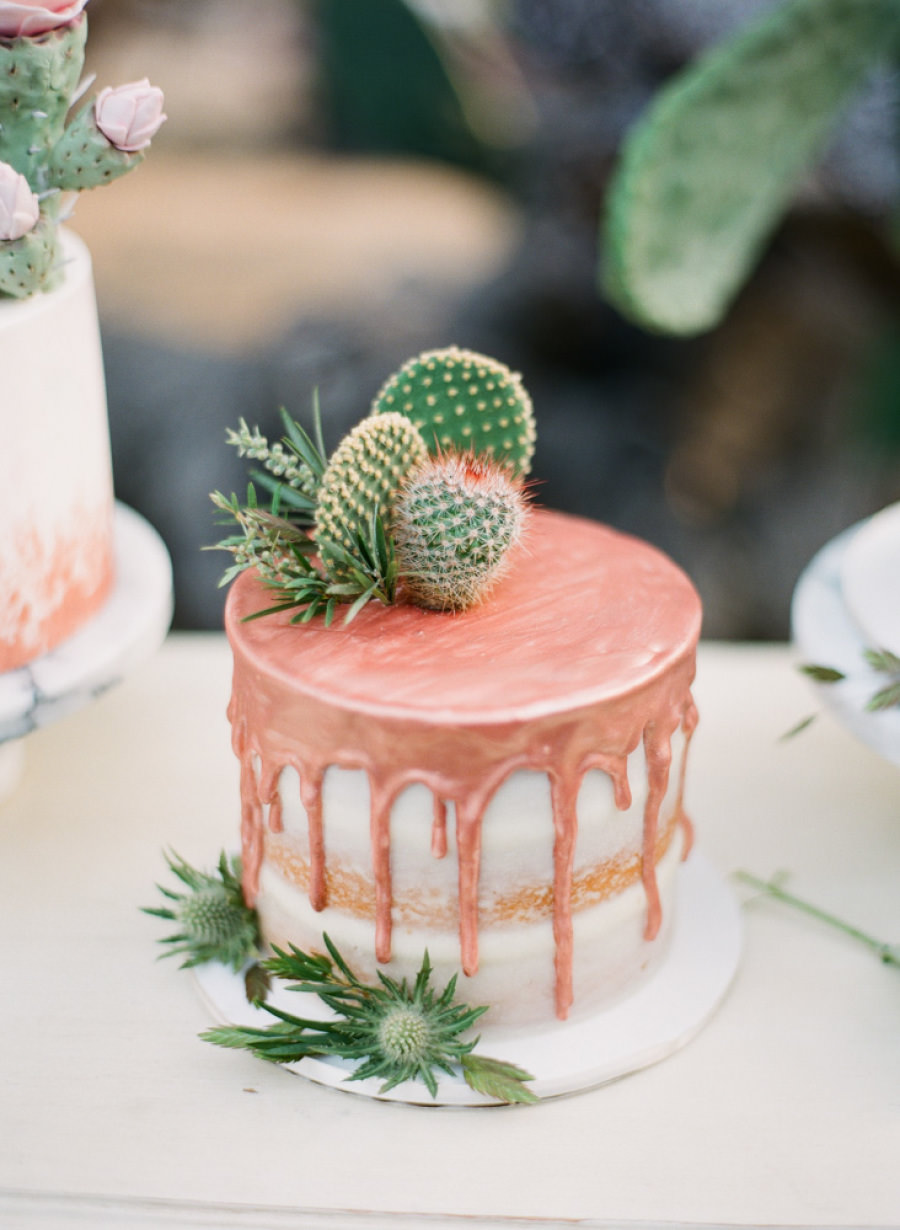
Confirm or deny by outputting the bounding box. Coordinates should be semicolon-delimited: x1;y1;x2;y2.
0;502;173;756
791;511;900;770
194;851;741;1106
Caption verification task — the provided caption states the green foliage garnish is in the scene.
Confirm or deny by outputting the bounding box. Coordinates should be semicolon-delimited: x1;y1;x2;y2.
862;648;900;712
798;647;900;714
736;871;899;968
202;934;537;1103
143;851;260;972
227;401;328;521
211;399;398;625
799;664;846;684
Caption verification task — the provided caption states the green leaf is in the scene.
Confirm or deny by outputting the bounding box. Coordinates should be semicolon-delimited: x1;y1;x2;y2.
866;680;900;712
863;647;900;675
799;664;846;683
780;714;817;741
460;1054;538;1104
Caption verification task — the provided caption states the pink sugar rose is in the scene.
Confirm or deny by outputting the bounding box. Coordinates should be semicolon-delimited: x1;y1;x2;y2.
0;0;89;39
95;79;166;153
0;161;39;241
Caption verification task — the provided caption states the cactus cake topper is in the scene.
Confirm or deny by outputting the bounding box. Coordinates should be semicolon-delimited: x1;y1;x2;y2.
0;0;165;298
212;348;535;623
313;412;428;584
371;346;536;478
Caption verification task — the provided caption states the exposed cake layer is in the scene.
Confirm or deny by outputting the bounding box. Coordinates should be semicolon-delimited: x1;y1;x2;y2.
0;231;114;672
226;509;701;1021
255;746;687;1025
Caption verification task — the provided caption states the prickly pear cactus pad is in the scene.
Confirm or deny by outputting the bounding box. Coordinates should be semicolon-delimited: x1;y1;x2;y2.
371;346;536;477
602;0;900;336
0;7;165;298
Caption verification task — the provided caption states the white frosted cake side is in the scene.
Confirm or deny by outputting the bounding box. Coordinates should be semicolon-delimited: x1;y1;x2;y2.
0;230;114;672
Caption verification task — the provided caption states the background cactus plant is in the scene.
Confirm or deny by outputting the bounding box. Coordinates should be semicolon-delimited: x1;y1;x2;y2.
392;453;528;611
602;0;900;336
313;411;428;583
0;11;164;297
371;346;536;478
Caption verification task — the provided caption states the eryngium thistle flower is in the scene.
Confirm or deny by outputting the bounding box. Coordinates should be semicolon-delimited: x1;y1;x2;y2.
144;851;260;971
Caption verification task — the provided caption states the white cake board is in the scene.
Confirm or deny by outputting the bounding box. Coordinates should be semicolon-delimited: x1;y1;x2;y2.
0;503;173;771
194;852;741;1106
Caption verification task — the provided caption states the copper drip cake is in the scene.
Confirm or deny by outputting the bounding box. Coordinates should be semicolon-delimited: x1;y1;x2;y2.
225;505;701;1026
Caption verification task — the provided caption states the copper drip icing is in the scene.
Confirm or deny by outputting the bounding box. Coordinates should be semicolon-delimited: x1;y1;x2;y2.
225;509;702;1019
299;770;327;912
431;797;448;859
674;698;699;859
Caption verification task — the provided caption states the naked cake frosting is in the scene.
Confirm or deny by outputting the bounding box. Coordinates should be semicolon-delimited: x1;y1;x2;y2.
217;347;701;1026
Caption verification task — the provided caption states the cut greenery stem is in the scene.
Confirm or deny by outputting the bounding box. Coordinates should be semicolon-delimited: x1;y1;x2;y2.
736;871;899;967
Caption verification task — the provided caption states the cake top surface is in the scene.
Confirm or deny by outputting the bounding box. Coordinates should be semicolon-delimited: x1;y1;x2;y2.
226;507;701;725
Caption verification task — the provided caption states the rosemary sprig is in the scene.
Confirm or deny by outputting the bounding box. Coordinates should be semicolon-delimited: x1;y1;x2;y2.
736;871;899;967
202;934;538;1103
143;851;261;972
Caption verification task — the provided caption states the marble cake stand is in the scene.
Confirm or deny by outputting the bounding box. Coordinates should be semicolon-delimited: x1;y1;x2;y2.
0;503;173;799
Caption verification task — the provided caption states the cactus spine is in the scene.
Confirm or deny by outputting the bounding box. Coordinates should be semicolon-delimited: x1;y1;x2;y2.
393;453;528;611
314;412;428;582
371;346;536;478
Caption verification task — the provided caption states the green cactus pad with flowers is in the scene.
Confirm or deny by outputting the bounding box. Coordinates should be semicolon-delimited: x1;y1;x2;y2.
0;212;55;296
0;3;165;298
370;346;536;477
47;101;144;192
0;19;86;185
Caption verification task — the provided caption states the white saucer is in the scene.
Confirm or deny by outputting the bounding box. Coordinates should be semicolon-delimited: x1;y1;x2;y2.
840;500;900;659
194;851;741;1106
0;502;173;745
791;515;900;769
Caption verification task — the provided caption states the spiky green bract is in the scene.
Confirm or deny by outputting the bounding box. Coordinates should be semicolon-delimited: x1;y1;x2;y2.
313;411;427;584
603;0;900;335
202;935;537;1102
371;346;536;478
393;453;528;611
143;851;260;972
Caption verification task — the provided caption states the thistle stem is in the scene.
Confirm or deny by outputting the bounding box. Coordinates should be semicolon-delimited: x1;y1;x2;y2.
735;871;899;967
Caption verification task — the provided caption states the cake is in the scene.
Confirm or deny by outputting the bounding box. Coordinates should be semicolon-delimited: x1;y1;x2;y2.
0;230;114;671
218;348;701;1027
0;1;164;672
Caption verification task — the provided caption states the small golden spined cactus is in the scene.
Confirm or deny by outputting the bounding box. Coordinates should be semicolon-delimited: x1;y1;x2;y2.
314;412;428;582
393;453;529;611
370;347;536;478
